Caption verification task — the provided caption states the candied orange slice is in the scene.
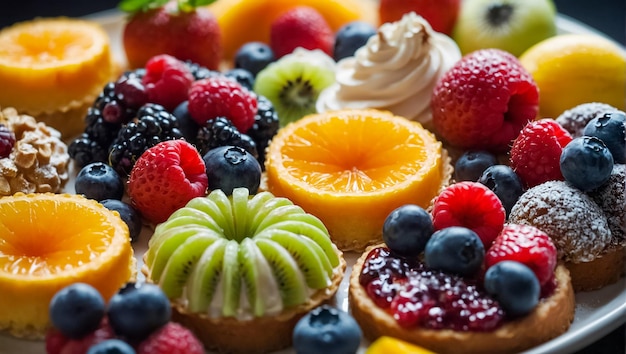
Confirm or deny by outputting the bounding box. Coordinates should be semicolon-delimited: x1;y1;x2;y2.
0;193;135;338
265;109;451;251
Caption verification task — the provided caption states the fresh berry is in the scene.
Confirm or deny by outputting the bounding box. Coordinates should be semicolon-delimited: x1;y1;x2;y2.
141;54;194;111
49;283;106;339
382;204;434;257
509;118;573;188
431;49;539;152
108;103;184;176
74;162;125;201
485;224;557;287
333;21;377;61
583;111;626;164
107;282;171;342
172;101;200;144
359;247;411;293
113;72;148;111
424;226;485;277
47;318;115;354
46;327;69;354
484;261;540;317
68;133;109;168
269;6;334;58
136;322;204;354
379;0;461;35
187;76;258;133
202;145;262;195
292;305;362;354
478;165;524;217
224;68;255;91
454;150;498;182
0;124;15;158
431;181;505;248
555;102;620;138
196;117;258;158
560;136;614;191
234;41;275;77
246;95;279;167
87;339;136;354
184;60;221;81
100;199;143;242
128;140;208;224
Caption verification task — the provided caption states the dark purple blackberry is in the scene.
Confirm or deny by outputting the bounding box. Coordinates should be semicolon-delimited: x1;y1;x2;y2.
246;95;279;167
108;103;184;176
196;117;258;158
68;133;109;167
0;124;15;158
184;61;221;81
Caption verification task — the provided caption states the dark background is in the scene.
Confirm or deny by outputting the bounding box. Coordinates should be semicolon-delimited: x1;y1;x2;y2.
0;1;624;353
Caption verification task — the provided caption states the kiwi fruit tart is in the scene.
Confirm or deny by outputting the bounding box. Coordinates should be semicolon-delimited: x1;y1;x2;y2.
142;187;346;353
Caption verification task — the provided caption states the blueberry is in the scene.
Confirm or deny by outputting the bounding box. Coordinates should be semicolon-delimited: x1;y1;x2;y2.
87;339;136;354
583;111;626;164
478;165;524;217
333;21;377;61
382;204;433;257
49;283;105;339
203;145;262;195
560;136;614;191
172;101;200;144
107;282;171;341
424;226;484;277
224;68;255;91
75;162;124;201
454;150;498;182
293;305;362;354
100;199;142;243
234;42;275;77
484;261;540;317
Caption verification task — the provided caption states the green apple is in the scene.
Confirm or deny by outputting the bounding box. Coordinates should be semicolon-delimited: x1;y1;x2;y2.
452;0;557;57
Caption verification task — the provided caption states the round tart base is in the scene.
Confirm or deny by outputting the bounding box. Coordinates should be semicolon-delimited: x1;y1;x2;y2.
566;244;625;292
349;246;576;354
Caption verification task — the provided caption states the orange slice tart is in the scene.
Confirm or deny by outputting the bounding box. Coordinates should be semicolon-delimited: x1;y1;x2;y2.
0;17;117;139
0;193;135;338
265;109;452;251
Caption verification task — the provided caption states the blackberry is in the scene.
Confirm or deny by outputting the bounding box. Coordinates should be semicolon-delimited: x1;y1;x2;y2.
108;103;184;176
246;95;279;167
184;61;221;81
196;117;258;158
68;133;109;167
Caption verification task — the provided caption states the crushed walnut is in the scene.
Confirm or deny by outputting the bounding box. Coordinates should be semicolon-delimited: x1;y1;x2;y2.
0;107;70;196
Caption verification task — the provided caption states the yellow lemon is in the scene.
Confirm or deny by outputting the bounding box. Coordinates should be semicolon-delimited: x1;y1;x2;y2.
519;33;626;119
366;336;436;354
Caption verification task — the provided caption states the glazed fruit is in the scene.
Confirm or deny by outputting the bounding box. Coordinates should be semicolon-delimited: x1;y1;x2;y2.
333;21;377;61
234;42;276;77
136;322;204;354
87;339;136;354
270;6;334;58
484;261;540;317
382;204;434;257
454;150;498;182
560;136;614;191
478;165;524;217
128;140;208;224
141;54;194;111
366;336;435;354
379;0;461;35
424;227;485;277
203;145;262;195
74;162;124;202
431;48;539;152
100;199;143;243
49;283;106;339
583;111;626;163
265;109;450;251
292;305;362;354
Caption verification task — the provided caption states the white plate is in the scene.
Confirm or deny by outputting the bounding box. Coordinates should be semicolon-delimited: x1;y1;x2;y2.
1;9;625;354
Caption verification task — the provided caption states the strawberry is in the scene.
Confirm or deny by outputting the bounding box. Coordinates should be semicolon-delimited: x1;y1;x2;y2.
378;0;461;35
137;322;204;354
431;49;539;152
142;54;194;111
509;119;573;188
485;224;558;287
431;181;506;248
128;140;208;224
121;0;222;70
269;6;334;58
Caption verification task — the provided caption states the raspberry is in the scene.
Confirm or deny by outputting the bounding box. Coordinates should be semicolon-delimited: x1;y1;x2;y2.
0;124;15;158
187;76;257;133
128;140;208;224
142;54;194;111
431;181;505;248
269;6;334;58
137;322;204;354
431;49;539;152
46;318;115;354
485;224;557;287
509;119;573;188
45;328;69;354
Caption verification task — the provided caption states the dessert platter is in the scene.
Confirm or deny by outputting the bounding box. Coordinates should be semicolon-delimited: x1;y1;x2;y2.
0;0;624;353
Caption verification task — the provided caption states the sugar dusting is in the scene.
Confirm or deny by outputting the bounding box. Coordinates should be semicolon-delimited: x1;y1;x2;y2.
588;164;626;247
555;102;622;138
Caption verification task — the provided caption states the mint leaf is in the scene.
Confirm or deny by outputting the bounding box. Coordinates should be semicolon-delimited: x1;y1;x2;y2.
118;0;170;13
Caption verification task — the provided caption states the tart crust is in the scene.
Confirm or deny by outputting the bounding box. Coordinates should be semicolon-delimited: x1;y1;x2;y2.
566;244;625;292
349;245;576;354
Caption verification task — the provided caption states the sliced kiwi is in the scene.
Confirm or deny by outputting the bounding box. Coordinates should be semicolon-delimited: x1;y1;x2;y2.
244;191;275;235
254;52;336;126
159;234;220;298
255;229;331;289
238;238;283;317
186;194;234;238
205;189;236;240
221;240;241;317
255;238;307;307
230;187;249;242
187;238;227;313
165;207;224;233
146;226;218;271
248;197;294;234
254;204;306;233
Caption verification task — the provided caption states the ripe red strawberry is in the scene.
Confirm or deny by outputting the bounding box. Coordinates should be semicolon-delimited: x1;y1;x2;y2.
269;6;334;58
379;0;461;35
431;181;505;248
137;322;204;354
122;0;222;70
187;76;258;133
128;140;208;224
509;119;573;188
46;318;115;354
431;49;539;152
485;224;558;287
142;54;194;111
